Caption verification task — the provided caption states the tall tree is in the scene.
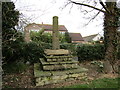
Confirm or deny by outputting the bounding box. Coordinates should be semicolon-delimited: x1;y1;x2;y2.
2;2;23;63
68;0;120;73
2;2;19;42
103;1;120;73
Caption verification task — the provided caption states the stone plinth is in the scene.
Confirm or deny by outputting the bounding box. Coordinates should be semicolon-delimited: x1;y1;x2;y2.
34;16;88;86
44;49;70;55
40;49;79;71
34;63;88;86
40;58;79;71
44;55;73;62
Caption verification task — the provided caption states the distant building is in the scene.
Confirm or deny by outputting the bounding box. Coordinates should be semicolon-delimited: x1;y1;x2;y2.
24;23;68;42
83;34;103;43
25;23;68;33
69;33;84;43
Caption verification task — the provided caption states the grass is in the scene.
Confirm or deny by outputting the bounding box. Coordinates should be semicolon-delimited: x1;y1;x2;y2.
64;78;120;88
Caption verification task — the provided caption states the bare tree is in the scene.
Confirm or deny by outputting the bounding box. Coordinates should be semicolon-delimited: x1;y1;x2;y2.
66;0;120;73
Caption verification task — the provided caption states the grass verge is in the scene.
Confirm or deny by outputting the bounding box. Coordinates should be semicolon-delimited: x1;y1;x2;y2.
64;78;119;88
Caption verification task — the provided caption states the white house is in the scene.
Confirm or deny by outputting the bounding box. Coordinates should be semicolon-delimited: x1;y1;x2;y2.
83;33;103;42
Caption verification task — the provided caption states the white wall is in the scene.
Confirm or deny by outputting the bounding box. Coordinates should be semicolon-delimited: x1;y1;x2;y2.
93;34;102;41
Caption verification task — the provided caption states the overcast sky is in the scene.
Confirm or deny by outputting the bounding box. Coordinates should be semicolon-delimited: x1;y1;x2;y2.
11;0;106;37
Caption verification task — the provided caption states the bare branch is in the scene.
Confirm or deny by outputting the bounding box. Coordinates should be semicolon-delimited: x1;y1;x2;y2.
84;9;102;26
69;3;73;13
68;0;106;13
99;0;110;13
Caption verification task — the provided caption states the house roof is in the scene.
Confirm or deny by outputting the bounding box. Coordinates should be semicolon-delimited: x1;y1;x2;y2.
69;33;84;41
26;23;68;31
83;34;98;42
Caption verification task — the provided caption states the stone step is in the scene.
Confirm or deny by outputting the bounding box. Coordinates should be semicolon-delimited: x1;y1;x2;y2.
40;58;79;65
40;58;79;70
42;64;79;71
44;49;70;55
34;63;88;77
46;58;72;62
44;55;73;59
34;63;88;86
44;55;73;62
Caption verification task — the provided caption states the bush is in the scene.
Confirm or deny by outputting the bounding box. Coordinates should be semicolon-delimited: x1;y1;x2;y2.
2;31;25;63
60;43;77;56
21;42;44;63
3;61;28;74
3;40;45;64
77;44;105;61
37;41;52;49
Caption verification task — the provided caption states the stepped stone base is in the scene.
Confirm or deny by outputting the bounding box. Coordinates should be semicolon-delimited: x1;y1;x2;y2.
40;58;79;71
44;49;70;55
34;63;88;86
44;55;73;62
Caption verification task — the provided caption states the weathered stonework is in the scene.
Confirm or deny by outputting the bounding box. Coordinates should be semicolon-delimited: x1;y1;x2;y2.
34;63;88;86
24;27;31;42
52;16;60;50
34;16;88;86
44;49;70;55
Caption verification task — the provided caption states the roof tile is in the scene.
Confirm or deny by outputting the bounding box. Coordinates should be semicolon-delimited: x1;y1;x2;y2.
69;33;84;41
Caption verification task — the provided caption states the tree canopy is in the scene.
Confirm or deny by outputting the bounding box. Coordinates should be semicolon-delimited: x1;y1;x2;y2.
2;2;20;42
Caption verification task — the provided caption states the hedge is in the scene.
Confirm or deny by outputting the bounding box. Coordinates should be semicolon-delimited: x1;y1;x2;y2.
21;42;44;63
77;44;105;61
60;43;77;56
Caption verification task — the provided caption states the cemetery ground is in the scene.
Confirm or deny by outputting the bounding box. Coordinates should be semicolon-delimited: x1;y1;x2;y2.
2;60;119;88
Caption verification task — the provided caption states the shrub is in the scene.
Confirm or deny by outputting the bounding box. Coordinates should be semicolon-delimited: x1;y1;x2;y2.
3;61;28;74
60;43;77;56
21;42;44;63
2;31;25;63
37;41;52;49
3;40;45;64
77;44;105;61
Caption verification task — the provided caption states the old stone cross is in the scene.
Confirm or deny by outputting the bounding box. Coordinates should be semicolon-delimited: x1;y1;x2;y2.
52;16;60;50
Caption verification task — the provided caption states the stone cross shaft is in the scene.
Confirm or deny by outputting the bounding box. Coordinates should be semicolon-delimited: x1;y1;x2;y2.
52;16;60;50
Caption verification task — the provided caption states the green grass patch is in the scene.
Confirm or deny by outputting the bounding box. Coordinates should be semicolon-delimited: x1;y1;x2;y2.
64;78;119;88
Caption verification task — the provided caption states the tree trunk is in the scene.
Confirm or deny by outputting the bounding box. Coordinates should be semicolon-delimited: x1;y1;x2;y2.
103;1;118;73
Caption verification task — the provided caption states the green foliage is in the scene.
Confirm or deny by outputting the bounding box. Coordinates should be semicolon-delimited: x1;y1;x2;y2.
2;31;24;63
91;61;104;72
77;44;105;61
59;33;66;43
2;2;23;64
39;42;52;49
21;42;44;63
77;44;120;61
30;31;52;43
2;2;19;30
3;61;28;74
30;31;68;44
3;39;44;64
2;2;19;42
60;43;77;56
65;32;71;43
